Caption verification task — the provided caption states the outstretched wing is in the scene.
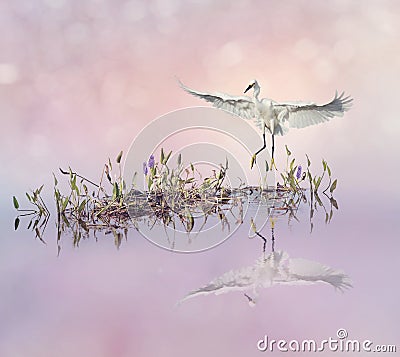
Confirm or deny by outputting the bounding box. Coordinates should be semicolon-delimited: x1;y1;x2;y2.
177;263;260;305
179;80;256;119
274;91;353;129
287;258;353;292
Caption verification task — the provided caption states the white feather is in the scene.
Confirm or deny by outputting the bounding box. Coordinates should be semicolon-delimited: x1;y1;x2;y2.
179;80;353;136
177;251;352;305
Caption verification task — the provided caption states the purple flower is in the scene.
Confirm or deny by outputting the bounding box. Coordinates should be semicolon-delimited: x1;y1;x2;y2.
148;155;155;168
143;162;148;175
296;165;302;179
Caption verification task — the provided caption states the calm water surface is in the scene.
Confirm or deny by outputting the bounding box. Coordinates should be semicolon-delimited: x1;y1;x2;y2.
1;178;398;356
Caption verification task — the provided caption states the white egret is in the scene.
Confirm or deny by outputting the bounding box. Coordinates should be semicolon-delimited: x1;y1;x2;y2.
177;251;352;306
179;80;353;168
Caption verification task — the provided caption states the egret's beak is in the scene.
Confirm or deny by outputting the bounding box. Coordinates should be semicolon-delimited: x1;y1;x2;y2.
244;84;254;94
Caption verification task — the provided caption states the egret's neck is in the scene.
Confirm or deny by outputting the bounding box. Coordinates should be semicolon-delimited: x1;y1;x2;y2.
253;85;261;101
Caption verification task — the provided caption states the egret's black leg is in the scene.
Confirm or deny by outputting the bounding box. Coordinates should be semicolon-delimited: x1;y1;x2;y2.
255;132;267;156
251;131;267;168
271;225;275;253
268;134;278;170
272;134;275;160
255;231;267;253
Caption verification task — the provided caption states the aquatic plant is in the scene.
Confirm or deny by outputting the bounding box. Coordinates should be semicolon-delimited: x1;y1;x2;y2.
13;147;339;248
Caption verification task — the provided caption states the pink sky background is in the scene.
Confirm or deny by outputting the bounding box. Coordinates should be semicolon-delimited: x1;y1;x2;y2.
1;1;399;356
1;0;399;191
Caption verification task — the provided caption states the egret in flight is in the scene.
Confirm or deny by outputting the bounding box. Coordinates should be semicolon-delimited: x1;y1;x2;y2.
179;80;353;169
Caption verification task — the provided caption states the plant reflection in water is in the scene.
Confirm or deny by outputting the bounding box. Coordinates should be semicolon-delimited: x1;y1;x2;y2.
13;148;341;256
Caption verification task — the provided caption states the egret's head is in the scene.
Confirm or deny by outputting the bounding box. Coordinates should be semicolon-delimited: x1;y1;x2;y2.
244;79;258;94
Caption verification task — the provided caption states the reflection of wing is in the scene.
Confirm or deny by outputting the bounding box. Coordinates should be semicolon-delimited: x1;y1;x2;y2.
178;260;267;304
178;251;351;305
178;252;287;304
274;92;353;129
179;81;256;120
279;258;353;292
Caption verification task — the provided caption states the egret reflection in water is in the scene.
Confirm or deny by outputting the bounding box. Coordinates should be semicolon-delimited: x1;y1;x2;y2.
178;249;352;306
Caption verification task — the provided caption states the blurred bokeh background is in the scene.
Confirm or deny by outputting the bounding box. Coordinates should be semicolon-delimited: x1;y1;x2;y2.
1;0;399;356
